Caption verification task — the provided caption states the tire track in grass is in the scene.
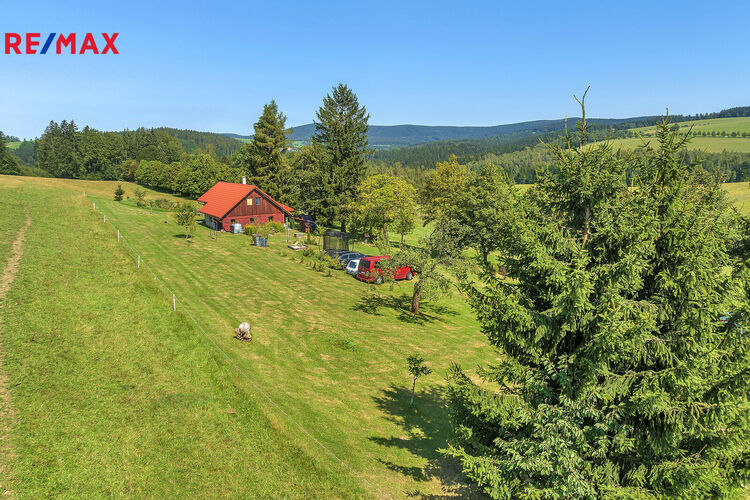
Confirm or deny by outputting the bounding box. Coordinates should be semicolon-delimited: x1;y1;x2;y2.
0;212;31;498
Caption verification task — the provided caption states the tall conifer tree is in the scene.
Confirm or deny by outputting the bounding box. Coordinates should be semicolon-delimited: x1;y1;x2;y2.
250;100;289;198
0;133;20;175
313;83;370;230
445;94;750;498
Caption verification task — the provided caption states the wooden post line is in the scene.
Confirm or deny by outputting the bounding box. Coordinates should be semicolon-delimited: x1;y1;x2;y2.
137;255;141;268
173;294;176;312
103;215;106;223
117;230;120;241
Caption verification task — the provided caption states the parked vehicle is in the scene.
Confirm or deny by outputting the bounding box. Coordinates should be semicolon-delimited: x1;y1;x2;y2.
356;256;414;284
346;258;361;275
325;249;350;259
337;251;366;267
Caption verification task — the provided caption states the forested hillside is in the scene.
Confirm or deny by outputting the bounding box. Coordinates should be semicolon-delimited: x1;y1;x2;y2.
156;128;243;156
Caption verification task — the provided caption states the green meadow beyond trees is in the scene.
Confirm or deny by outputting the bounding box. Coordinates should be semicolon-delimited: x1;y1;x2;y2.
445;98;750;498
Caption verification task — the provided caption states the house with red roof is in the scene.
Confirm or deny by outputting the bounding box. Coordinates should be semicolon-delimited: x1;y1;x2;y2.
197;180;294;231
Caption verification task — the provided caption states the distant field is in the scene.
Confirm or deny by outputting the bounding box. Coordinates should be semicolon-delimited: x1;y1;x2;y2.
724;181;750;214
605;135;750;153
633;116;750;136
598;116;750;153
5;142;21;150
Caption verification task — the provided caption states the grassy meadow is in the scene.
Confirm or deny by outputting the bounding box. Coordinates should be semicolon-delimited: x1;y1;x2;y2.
633;116;750;136
2;175;750;497
596;116;750;153
0;176;493;498
0;178;369;498
605;135;750;153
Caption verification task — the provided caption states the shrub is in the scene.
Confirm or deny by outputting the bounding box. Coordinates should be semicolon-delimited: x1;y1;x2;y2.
152;198;176;211
114;184;125;201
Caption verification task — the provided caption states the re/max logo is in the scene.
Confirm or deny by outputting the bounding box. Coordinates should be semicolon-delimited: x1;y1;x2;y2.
3;33;119;54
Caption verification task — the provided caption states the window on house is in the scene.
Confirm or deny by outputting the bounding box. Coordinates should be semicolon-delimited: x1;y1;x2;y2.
247;199;252;206
249;218;255;224
268;216;273;222
256;197;261;205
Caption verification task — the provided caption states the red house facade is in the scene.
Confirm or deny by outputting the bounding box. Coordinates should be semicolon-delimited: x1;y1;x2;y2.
197;181;294;231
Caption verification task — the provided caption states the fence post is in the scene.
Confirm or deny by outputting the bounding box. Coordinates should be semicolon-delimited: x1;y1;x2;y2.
104;215;106;223
117;230;120;241
93;202;96;210
138;255;140;268
173;294;176;312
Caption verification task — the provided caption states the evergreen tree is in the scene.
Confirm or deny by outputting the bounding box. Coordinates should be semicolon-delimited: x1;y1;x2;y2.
288;143;334;221
445;96;750;498
238;100;290;199
313;83;370;230
0;133;20;175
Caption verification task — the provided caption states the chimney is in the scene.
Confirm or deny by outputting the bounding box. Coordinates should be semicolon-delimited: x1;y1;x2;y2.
241;175;247;185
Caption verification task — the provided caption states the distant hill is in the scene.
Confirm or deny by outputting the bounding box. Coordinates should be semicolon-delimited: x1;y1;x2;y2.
224;106;750;152
226;118;644;149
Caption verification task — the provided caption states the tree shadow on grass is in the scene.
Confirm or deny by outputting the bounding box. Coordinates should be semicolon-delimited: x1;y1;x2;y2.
369;385;486;499
352;294;458;325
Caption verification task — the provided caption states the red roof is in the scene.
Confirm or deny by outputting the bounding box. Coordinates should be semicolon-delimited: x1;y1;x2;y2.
197;182;293;219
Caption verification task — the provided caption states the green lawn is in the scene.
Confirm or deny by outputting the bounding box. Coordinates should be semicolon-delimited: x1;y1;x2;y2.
0;176;492;498
0;179;366;498
5;142;21;150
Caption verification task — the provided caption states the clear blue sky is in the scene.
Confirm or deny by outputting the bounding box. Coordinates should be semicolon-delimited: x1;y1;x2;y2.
1;0;748;139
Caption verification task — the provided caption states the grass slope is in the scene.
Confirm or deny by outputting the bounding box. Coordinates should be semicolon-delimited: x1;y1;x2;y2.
1;176;493;498
0;178;364;498
634;116;750;135
600;117;750;153
604;135;750;153
86;194;492;498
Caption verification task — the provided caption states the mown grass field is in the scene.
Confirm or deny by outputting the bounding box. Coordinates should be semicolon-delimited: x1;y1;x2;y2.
5;142;21;150
633;116;750;136
2;175;750;498
0;178;368;498
598;116;750;153
605;135;750;153
0;175;493;498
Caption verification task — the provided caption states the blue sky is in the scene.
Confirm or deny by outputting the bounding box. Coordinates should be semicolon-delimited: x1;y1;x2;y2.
1;0;748;139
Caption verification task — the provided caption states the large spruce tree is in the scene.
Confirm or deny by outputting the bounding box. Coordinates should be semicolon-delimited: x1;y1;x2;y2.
445;96;750;498
313;83;370;230
236;100;290;199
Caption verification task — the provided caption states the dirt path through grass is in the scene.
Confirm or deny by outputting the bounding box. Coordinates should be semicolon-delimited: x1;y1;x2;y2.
0;212;30;498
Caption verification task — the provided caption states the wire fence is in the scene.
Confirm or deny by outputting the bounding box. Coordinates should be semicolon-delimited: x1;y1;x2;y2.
87;195;380;497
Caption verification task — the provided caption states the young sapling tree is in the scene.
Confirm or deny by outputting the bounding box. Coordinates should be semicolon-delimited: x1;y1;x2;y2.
174;203;197;241
407;354;431;406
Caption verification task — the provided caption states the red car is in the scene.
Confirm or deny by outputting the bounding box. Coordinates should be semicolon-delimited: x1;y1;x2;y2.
357;256;414;284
